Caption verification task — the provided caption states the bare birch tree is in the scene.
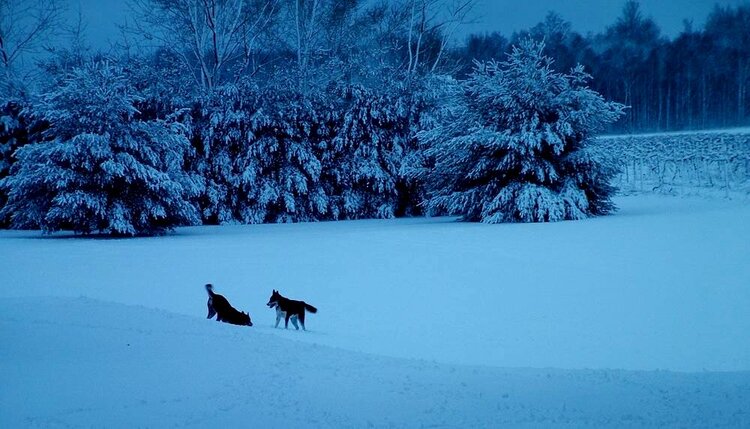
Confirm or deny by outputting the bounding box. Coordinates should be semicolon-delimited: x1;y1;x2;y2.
129;0;279;91
279;0;362;93
403;0;476;76
0;0;64;84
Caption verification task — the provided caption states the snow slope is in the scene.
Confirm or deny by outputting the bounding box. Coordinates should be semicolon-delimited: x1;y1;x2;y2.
1;195;750;427
2;195;749;371
2;297;748;428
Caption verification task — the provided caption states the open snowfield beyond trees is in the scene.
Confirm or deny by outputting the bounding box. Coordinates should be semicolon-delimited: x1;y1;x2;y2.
2;195;750;427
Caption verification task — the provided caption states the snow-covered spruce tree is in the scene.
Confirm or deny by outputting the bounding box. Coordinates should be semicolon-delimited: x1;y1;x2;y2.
199;81;329;224
0;61;201;235
321;84;407;220
403;74;463;217
247;86;329;223
0;102;21;180
421;40;624;223
0;99;30;227
194;83;259;224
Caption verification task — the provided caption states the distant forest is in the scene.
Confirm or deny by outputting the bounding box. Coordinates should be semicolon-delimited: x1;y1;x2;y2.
455;2;750;132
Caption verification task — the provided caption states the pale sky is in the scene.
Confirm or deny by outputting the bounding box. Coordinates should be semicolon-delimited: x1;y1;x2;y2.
65;0;749;50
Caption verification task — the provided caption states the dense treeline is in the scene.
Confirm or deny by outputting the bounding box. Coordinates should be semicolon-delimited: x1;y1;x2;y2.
455;1;750;132
1;0;434;232
2;0;745;234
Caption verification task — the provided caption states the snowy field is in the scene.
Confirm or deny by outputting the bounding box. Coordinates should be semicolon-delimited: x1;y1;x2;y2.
2;195;750;427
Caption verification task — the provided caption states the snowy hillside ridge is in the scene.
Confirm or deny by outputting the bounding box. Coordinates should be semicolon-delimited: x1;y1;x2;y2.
2;195;749;426
2;196;749;372
2;296;749;428
592;129;750;197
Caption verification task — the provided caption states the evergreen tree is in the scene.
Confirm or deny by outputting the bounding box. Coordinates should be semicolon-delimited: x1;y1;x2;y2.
195;83;261;224
322;84;407;219
0;61;200;235
248;85;329;223
0;99;25;226
422;40;624;223
199;80;330;224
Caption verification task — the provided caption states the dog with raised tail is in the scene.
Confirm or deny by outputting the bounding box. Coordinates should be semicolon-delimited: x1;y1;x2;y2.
205;284;253;326
266;289;317;330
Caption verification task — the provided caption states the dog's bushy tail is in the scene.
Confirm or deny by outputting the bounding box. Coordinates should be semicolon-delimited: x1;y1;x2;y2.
205;284;215;296
304;302;317;314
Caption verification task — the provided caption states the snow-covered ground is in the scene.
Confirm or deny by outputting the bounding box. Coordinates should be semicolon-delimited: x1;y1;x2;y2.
2;195;750;427
3;296;749;428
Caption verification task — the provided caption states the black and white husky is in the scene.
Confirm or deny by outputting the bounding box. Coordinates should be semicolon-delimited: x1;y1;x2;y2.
266;289;317;330
206;284;253;326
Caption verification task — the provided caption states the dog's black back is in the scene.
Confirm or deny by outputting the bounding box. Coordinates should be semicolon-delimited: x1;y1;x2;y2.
206;284;252;326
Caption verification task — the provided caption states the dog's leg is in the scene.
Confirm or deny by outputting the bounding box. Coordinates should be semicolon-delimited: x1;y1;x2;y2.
290;315;299;330
207;301;216;319
285;313;291;329
275;308;283;328
299;311;306;331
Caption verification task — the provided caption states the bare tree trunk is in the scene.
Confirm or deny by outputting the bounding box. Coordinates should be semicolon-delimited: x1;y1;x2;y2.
295;0;303;66
0;34;9;68
701;71;708;128
412;1;425;74
738;58;745;123
130;0;277;92
687;67;694;128
666;82;671;130
430;0;477;73
293;0;319;94
407;0;415;74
